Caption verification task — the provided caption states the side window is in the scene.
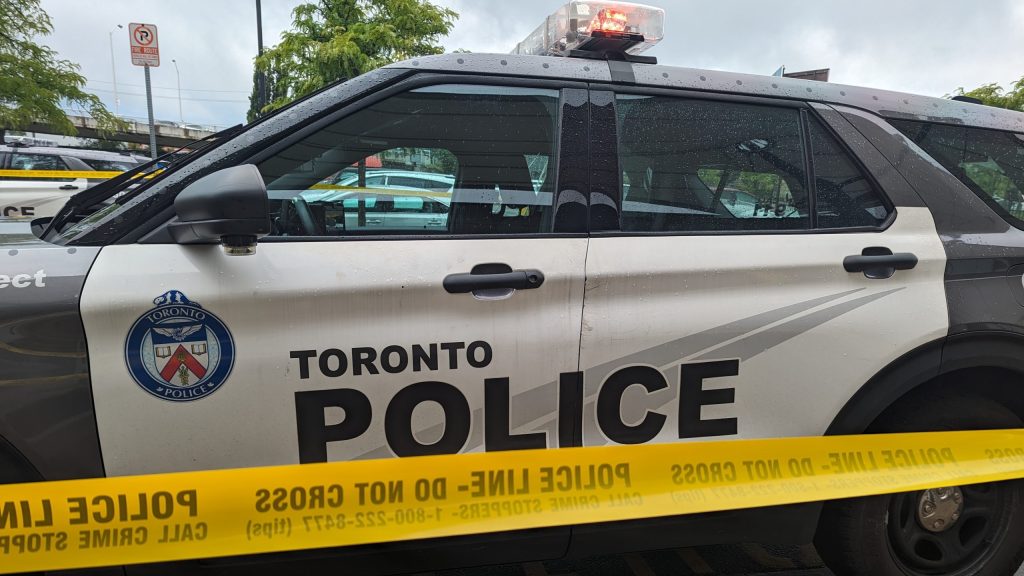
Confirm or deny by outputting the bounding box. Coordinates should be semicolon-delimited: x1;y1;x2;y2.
11;153;66;171
82;159;140;172
4;153;75;182
615;95;810;232
892;120;1024;224
258;85;559;237
808;118;890;228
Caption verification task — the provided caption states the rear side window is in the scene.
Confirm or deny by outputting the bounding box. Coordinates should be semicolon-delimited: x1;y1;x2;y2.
616;95;810;232
808;118;890;228
891;120;1024;225
614;95;890;233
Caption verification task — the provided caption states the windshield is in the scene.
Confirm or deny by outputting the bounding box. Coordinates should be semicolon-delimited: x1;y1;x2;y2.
44;126;244;243
51;67;407;246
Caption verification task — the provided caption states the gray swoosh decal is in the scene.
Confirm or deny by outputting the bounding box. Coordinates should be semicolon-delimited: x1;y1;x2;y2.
693;288;904;362
354;288;868;460
580;287;906;447
584;289;865;377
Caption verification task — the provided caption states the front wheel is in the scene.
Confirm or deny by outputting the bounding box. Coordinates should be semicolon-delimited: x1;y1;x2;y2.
816;395;1024;576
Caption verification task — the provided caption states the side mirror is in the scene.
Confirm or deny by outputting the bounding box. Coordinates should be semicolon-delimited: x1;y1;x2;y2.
168;164;271;255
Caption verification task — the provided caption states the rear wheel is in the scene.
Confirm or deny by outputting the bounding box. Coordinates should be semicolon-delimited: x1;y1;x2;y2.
816;394;1024;576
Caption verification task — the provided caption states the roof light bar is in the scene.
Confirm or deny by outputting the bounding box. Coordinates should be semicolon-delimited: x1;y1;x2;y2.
512;1;665;60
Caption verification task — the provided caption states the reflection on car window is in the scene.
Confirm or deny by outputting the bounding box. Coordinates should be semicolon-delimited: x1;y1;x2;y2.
697;168;801;219
615;95;810;232
892;120;1024;225
257;85;560;238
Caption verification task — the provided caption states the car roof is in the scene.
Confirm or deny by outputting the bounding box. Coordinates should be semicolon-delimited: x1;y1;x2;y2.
384;53;1024;133
0;145;147;162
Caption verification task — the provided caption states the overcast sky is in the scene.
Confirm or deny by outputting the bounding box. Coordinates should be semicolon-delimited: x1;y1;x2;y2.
39;0;1024;128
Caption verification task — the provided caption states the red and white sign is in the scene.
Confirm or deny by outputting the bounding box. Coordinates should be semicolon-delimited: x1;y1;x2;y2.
129;23;160;67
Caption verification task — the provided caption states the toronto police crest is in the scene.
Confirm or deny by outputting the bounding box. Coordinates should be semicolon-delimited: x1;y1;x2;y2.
125;290;235;402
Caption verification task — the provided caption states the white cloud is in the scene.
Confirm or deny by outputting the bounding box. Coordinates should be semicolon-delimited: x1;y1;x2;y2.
37;0;1024;127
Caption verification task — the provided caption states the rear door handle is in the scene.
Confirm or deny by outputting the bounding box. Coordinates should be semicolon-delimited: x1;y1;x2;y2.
59;185;79;191
443;264;545;295
843;247;918;279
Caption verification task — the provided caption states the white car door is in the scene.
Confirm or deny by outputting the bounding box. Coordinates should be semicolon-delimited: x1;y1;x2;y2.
577;91;947;448
80;83;588;476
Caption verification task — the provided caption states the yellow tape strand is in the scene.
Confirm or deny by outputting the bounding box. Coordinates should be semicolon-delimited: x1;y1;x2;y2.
2;430;1024;573
0;170;161;180
0;170;123;179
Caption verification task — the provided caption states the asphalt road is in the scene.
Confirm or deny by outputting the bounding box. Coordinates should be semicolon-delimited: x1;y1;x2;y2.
441;542;1024;576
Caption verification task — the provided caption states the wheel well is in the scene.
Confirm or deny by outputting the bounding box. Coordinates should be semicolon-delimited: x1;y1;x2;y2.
827;332;1024;436
869;366;1024;431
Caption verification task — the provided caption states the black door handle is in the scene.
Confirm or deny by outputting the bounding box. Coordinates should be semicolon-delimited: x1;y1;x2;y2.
443;264;545;294
843;247;917;279
59;185;79;190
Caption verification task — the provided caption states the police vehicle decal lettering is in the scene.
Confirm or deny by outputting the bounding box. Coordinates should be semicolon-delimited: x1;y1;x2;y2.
1;206;35;218
124;291;235;402
291;287;901;461
0;269;45;289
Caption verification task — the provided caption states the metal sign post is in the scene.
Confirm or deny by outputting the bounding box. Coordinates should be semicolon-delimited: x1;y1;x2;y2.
143;65;157;159
129;23;160;159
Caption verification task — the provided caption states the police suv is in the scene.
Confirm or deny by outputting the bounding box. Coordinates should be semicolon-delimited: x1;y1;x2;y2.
0;145;146;219
3;2;1024;575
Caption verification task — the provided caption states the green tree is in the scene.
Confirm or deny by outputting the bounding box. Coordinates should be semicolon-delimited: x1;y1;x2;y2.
0;0;122;137
248;0;457;121
953;77;1024;112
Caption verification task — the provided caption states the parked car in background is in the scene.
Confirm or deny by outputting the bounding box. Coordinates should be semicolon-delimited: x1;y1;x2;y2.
0;145;146;218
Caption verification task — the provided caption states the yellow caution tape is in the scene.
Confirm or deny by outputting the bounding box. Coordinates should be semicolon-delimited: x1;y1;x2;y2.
2;430;1024;573
0;170;162;180
0;170;122;179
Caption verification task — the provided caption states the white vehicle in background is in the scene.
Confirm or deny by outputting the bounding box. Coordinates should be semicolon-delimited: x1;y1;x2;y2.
269;169;455;234
0;145;146;218
334;169;455;191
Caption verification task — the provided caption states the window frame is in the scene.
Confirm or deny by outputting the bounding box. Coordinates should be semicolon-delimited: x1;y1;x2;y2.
248;74;589;243
590;84;896;237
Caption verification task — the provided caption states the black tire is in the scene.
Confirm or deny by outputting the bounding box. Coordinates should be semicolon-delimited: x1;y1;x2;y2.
816;394;1024;576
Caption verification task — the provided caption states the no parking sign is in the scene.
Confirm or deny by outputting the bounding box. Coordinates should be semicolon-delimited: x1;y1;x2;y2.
129;23;159;67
